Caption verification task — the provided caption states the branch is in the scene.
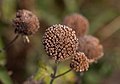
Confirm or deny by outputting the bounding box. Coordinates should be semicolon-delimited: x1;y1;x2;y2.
0;34;19;52
54;69;72;79
50;62;58;84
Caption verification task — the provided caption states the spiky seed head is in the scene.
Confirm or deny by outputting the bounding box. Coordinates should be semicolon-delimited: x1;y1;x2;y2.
78;35;104;63
63;13;89;37
43;24;78;62
70;52;89;72
12;9;40;35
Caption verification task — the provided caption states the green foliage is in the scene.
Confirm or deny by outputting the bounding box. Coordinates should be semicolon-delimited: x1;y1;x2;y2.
34;62;52;84
0;67;13;84
2;0;16;20
0;0;120;84
0;37;6;66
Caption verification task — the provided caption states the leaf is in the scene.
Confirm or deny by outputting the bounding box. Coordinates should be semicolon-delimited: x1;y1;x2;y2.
0;37;6;66
34;62;52;84
2;0;16;20
90;10;118;34
0;67;13;84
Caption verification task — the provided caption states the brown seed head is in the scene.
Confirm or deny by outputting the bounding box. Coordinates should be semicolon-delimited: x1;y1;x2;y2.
43;24;78;62
78;35;104;63
12;9;40;35
63;13;89;37
70;52;89;72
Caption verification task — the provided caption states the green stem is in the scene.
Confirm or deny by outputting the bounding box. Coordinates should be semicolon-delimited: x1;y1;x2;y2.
50;62;58;84
54;69;72;79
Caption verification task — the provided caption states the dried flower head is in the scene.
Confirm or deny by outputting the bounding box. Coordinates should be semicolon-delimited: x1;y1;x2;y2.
43;24;78;61
78;35;103;63
63;13;89;37
13;9;40;35
70;52;89;72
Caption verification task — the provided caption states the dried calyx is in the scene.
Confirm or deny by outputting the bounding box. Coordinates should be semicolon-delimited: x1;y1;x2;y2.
43;24;78;62
12;9;40;42
70;52;89;72
78;35;103;63
63;13;89;37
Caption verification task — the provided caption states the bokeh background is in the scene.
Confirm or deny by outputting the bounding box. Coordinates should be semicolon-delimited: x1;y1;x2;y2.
0;0;120;84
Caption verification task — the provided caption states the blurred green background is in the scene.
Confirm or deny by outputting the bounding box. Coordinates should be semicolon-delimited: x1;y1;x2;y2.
0;0;120;84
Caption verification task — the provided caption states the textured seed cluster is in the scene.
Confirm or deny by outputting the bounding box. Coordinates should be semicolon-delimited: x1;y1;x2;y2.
63;13;89;37
78;35;103;62
70;52;89;72
12;9;39;35
43;24;78;61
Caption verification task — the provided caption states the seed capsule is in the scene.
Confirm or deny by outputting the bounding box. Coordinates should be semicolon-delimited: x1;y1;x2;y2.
78;35;104;63
12;9;40;35
43;24;78;62
63;13;89;37
70;52;89;72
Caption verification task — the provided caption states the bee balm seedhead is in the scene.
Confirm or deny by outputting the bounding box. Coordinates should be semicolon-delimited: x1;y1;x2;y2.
78;35;103;63
12;9;40;36
63;13;89;37
70;52;89;72
43;24;78;62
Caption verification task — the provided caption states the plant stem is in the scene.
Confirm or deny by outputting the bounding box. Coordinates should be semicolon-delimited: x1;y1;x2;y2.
50;68;72;84
50;62;58;84
54;69;72;79
0;34;19;53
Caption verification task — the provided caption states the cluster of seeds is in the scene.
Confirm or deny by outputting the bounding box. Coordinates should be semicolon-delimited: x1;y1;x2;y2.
43;24;78;61
12;9;39;36
70;52;89;72
78;35;103;63
63;13;89;37
42;13;104;72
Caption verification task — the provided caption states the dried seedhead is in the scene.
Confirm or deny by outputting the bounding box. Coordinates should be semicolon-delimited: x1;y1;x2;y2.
78;35;104;63
43;24;78;62
70;52;89;72
12;9;40;36
63;13;89;37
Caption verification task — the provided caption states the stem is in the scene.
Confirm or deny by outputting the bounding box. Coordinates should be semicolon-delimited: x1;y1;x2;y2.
50;62;58;84
54;69;72;79
0;34;19;52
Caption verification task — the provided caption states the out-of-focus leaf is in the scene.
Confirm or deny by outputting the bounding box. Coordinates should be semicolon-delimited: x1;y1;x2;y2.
64;0;79;13
90;10;118;34
34;62;52;84
0;67;13;84
2;0;16;21
54;63;75;84
83;71;101;84
0;37;6;66
38;10;60;24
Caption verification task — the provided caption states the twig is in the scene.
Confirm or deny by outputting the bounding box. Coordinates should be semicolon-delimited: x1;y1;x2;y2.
0;34;19;52
54;69;72;79
50;68;72;84
50;61;58;84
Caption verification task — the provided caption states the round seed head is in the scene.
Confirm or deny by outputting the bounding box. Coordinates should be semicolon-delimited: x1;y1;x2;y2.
70;52;89;72
43;24;78;62
63;13;89;37
12;9;40;35
78;35;104;63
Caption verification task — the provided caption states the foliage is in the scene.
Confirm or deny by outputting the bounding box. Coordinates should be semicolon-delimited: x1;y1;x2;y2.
0;0;120;84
